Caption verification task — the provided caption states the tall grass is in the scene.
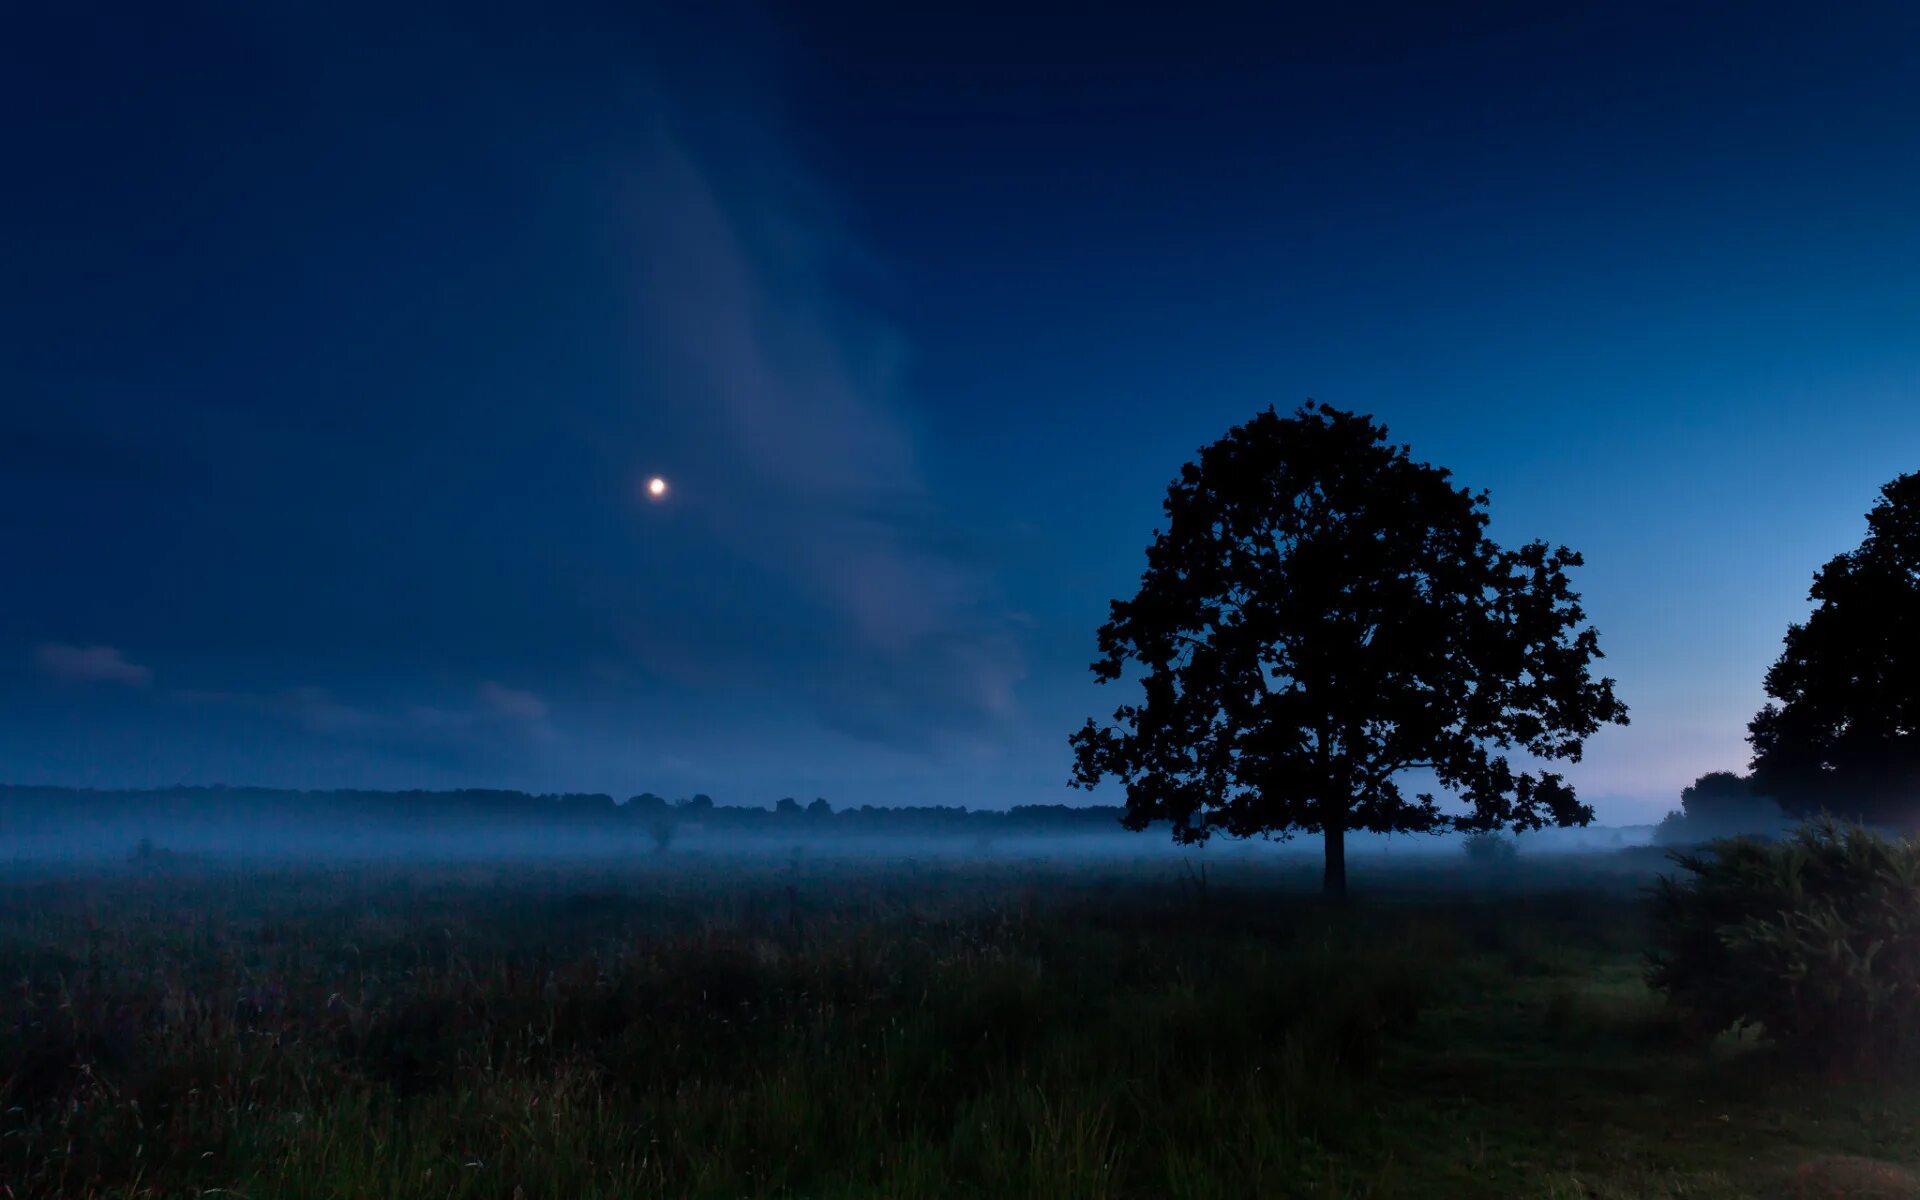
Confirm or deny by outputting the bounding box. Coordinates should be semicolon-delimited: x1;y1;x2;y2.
0;858;1475;1198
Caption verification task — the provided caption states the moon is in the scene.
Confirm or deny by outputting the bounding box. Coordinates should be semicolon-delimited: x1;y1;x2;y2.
646;476;669;499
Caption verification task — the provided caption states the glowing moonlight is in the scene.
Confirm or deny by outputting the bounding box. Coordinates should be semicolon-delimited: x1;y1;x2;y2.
646;476;669;499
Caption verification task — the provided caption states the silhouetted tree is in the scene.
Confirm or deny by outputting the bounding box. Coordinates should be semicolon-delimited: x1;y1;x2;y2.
805;797;832;818
776;797;803;817
1461;830;1517;866
1069;404;1628;897
1750;472;1920;824
626;792;670;817
648;816;678;853
1680;772;1759;825
1654;771;1783;844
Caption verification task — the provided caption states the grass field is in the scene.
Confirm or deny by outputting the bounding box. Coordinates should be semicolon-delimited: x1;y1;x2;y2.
4;850;1919;1199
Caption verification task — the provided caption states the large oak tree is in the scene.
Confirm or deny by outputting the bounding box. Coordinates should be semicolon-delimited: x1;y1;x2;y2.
1749;472;1920;824
1070;405;1628;897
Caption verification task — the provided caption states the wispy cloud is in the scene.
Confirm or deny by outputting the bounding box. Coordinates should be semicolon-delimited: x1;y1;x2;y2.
176;681;550;745
278;686;380;734
34;643;152;687
478;681;549;721
614;126;1026;749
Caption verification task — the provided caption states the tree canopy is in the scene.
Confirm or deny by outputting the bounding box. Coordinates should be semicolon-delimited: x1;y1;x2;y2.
1069;404;1628;896
1653;771;1784;844
1749;472;1920;824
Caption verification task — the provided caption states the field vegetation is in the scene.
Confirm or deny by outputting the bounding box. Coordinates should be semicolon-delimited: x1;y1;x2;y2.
7;851;1920;1199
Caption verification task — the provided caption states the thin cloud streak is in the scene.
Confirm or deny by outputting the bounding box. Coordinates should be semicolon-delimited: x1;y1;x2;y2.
478;681;550;722
612;124;1027;750
35;644;152;687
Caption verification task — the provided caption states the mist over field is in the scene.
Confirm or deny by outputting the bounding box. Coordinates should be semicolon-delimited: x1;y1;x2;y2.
0;785;1656;873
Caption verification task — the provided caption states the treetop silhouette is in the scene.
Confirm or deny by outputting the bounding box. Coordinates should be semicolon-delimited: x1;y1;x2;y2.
1070;404;1629;896
1750;471;1920;824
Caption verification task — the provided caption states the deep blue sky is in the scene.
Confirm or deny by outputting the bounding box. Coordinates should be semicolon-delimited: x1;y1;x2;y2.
5;2;1917;820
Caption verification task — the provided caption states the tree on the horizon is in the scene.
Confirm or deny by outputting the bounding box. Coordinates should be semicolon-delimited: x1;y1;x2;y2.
1069;404;1629;897
626;792;669;816
1749;472;1920;824
1653;771;1783;844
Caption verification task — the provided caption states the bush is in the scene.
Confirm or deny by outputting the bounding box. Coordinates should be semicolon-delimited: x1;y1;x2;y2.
1653;808;1690;845
1647;818;1920;1063
1461;831;1517;866
1652;771;1787;845
649;816;678;853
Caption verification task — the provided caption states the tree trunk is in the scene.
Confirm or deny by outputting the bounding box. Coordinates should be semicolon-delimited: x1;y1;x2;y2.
1323;819;1347;900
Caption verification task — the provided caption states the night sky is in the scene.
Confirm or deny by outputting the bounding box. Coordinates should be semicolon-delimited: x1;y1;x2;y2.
6;2;1919;821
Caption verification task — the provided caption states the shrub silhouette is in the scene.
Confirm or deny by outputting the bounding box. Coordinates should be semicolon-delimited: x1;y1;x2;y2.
1461;831;1517;866
1653;771;1786;845
1647;818;1920;1064
649;817;678;853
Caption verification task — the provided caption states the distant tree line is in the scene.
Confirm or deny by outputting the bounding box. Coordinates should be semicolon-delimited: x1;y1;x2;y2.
619;793;1125;834
0;785;1129;839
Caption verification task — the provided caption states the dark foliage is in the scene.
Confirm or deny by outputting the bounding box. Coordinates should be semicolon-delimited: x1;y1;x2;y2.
1069;405;1627;896
1653;771;1787;845
1749;472;1920;825
0;784;1129;847
1648;819;1920;1064
649;816;679;853
1461;831;1518;866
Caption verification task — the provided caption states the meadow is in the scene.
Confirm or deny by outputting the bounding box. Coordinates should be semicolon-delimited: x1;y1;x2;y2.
4;847;1919;1199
